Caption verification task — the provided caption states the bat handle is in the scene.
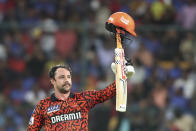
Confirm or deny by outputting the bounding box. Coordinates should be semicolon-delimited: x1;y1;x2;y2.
116;29;122;49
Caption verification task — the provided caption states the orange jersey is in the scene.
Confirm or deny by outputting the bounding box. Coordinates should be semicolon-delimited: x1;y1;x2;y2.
27;82;116;131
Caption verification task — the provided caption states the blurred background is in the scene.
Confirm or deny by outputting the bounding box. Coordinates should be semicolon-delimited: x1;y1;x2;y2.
0;0;196;131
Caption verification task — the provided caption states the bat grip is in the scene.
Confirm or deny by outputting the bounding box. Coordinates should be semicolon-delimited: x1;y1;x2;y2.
116;29;122;49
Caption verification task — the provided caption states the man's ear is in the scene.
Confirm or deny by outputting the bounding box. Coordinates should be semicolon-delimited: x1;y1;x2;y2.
50;79;55;85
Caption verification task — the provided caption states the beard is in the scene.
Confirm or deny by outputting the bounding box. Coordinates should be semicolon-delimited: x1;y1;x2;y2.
57;82;72;94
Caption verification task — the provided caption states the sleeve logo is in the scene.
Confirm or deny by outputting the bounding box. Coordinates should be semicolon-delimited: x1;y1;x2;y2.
29;116;34;125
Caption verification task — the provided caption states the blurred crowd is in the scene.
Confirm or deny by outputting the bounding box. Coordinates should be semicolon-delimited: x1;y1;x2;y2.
0;0;196;131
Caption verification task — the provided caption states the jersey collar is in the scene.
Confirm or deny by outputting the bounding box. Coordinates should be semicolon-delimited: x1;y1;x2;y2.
51;93;75;102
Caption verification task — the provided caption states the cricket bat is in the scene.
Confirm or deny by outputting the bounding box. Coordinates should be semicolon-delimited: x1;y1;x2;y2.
115;30;127;112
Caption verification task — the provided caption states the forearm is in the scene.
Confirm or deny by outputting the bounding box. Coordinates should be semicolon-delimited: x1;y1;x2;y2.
99;81;116;101
90;81;116;105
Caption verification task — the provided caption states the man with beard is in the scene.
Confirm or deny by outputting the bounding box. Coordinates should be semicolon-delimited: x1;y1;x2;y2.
27;63;134;131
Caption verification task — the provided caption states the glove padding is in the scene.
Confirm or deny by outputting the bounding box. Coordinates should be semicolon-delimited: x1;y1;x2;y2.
111;62;135;78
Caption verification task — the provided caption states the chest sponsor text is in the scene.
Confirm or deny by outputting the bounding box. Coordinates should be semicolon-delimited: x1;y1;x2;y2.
50;112;82;124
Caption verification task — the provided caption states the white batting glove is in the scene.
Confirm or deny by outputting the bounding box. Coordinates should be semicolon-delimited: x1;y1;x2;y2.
111;61;135;78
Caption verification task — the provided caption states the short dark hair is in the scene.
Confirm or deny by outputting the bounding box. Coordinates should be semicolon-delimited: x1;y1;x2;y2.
49;64;72;79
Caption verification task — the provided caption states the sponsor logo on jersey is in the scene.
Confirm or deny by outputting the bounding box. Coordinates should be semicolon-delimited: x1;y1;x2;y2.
50;112;82;124
47;105;60;114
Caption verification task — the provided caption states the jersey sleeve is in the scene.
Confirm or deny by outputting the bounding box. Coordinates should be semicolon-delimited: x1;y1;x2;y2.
27;100;44;131
84;81;116;109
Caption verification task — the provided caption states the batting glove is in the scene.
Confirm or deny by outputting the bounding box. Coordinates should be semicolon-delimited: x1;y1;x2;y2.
111;60;135;78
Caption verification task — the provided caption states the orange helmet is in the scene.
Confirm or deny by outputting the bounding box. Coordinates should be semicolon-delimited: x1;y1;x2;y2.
106;12;136;37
